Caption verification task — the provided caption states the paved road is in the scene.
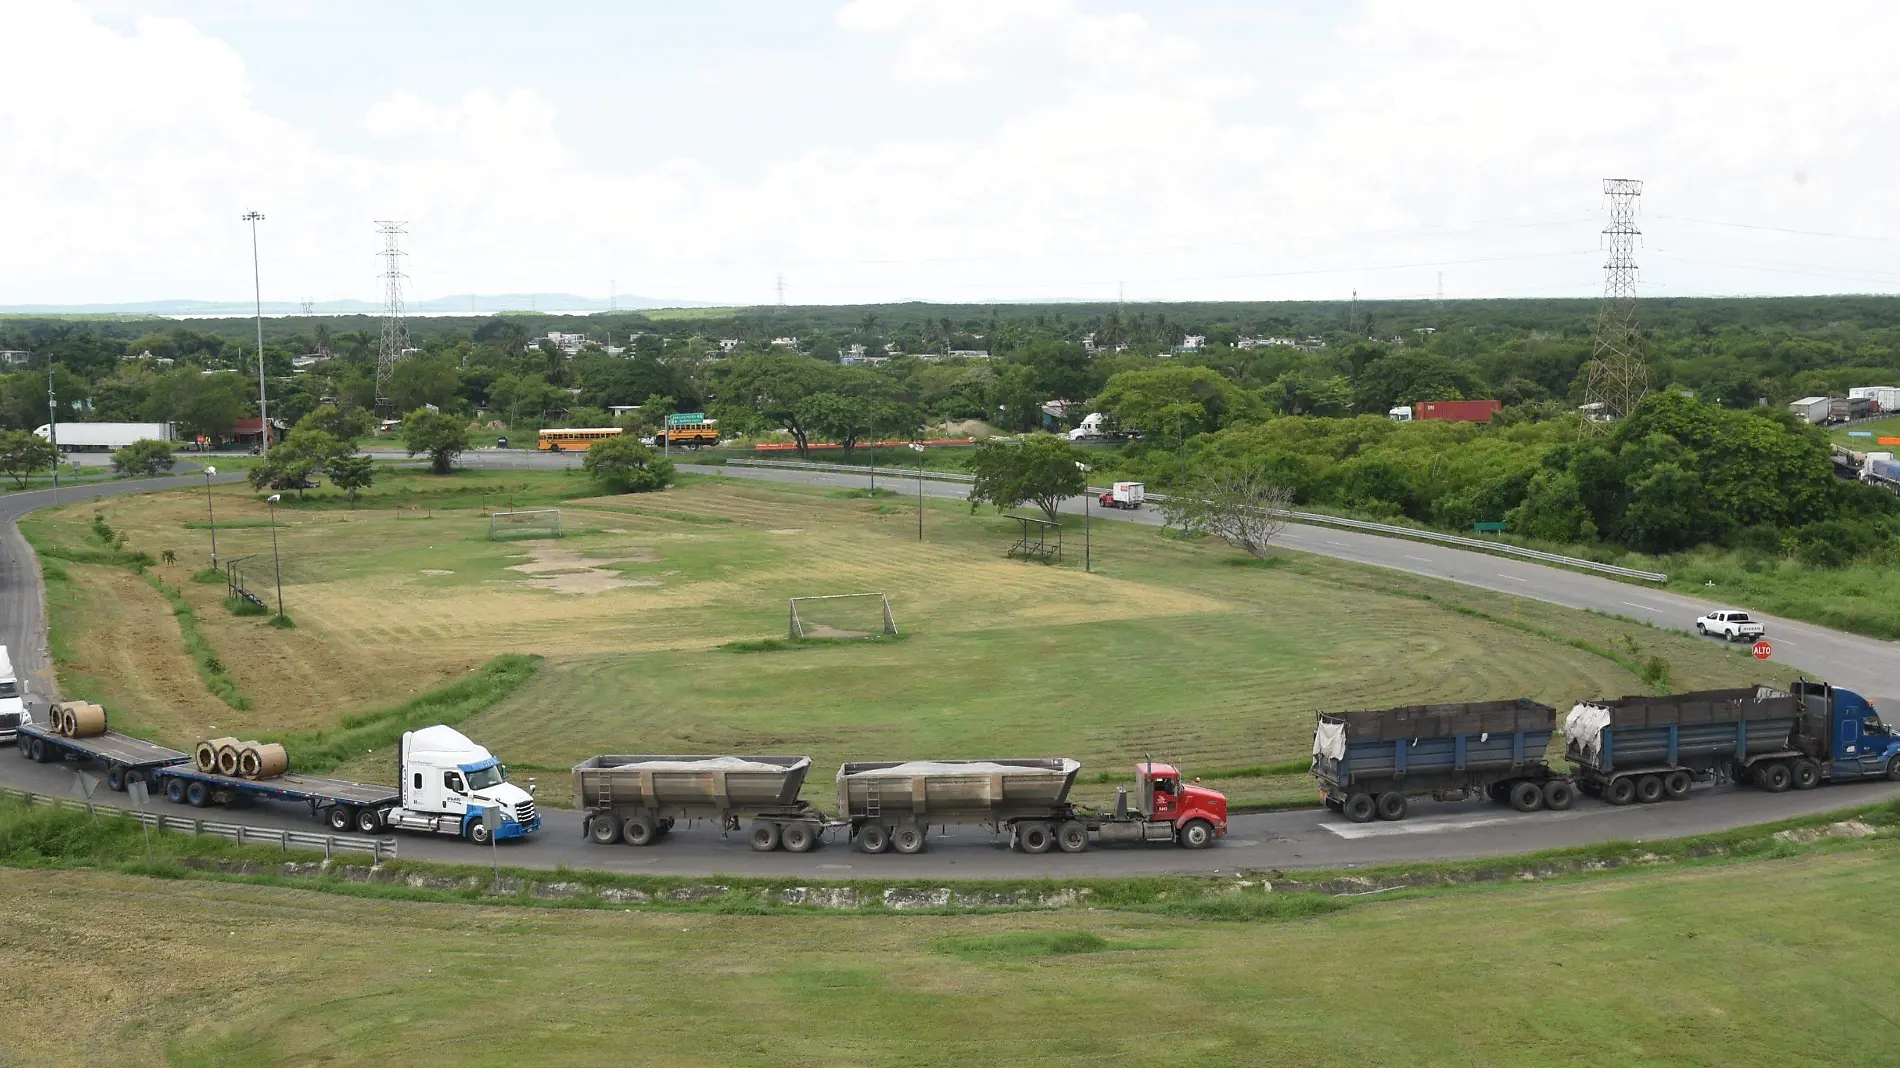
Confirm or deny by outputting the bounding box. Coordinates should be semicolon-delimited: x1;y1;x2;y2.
3;456;1895;878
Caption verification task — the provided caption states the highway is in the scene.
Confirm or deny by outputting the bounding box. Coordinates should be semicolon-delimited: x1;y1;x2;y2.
1;456;1895;878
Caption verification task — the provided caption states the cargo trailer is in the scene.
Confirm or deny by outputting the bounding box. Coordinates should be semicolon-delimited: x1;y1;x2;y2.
1789;397;1832;424
33;422;174;451
573;754;826;851
1412;400;1501;423
16;719;191;791
1564;686;1816;804
1313;698;1568;822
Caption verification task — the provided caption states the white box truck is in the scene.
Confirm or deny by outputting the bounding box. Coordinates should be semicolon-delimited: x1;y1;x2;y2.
34;422;175;451
1097;482;1145;510
1789;398;1832;424
0;646;28;745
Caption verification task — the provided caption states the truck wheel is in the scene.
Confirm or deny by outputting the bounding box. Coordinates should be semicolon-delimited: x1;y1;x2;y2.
1056;820;1089;853
749;821;783;852
29;737;51;762
1790;761;1821;790
892;825;927;854
622;815;658;846
1375;792;1408;821
1542;781;1576;811
781;822;817;853
165;778;187;805
1634;776;1664;804
105;765;126;792
1016;822;1053;854
1758;762;1792;793
589;816;622;845
354;807;385;834
1663;771;1694;799
1508;781;1545;813
1604;777;1636;806
468;821;492;845
185;781;212;808
857;824;890;854
1178;819;1215;850
1342;793;1377;823
328;806;354;831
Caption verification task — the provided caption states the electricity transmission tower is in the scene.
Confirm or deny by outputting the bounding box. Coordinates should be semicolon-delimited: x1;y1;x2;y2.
775;272;786;310
1580;178;1648;434
374;221;409;410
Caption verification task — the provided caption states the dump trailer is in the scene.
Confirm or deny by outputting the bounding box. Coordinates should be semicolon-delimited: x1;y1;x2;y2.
573;754;827;852
16;718;191;791
151;725;540;841
1564;686;1803;804
1313;698;1568;822
836;758;1227;855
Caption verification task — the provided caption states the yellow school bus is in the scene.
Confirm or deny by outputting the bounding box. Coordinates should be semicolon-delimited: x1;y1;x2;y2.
537;427;623;452
653;418;720;448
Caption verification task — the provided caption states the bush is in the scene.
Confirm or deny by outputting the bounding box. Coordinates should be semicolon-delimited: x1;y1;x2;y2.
582;436;675;493
110;438;176;477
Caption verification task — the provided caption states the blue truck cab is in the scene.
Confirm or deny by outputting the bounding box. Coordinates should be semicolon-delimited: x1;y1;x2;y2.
1791;680;1900;784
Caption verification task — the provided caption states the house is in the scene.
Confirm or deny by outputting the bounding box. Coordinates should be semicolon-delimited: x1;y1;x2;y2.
1236;336;1297;350
0;350;32;367
543;332;588;355
718;339;742;354
608;405;641;417
225;417;288;449
947;349;990;360
770;336;799;348
1040;399;1081;428
1174;335;1206;354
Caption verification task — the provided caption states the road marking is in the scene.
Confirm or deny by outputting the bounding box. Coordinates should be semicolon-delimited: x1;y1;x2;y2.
1319;814;1525;839
1404;555;1432;563
1623;601;1662;612
1497;573;1527;582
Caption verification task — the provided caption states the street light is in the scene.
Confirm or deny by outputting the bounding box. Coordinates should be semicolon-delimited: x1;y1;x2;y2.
265;493;285;618
203;465;219;567
1075;461;1092;572
909;442;926;540
243;211;270;456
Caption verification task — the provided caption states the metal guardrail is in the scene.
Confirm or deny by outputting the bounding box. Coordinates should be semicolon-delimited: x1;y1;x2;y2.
725;458;1667;583
2;786;396;862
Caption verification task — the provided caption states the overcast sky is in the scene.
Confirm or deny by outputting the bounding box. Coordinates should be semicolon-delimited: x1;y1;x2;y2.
7;0;1900;307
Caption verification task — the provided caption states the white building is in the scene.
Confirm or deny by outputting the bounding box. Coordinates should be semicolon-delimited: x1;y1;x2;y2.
771;336;799;348
0;350;31;367
1175;335;1206;353
544;331;588;355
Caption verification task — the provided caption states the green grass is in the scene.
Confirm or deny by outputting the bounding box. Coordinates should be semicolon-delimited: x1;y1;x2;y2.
1830;414;1900;447
142;571;253;709
275;654;540;772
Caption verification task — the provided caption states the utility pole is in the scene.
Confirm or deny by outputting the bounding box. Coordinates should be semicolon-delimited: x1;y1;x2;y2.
244;211;269;454
45;362;59;500
911;443;925;540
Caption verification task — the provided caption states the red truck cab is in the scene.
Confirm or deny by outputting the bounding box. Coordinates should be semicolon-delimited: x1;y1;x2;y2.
1139;761;1228;846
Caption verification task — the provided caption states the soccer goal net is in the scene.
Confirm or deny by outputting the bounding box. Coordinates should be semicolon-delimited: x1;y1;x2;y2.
488;509;562;540
788;593;898;640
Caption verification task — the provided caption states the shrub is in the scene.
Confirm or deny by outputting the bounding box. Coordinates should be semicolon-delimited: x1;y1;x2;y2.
582;436;675;493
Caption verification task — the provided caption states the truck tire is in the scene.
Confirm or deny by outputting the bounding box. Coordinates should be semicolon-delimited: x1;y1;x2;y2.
185;781;212;808
468;821;492;845
1178;819;1215;850
104;765;125;792
1604;777;1636;806
1758;762;1792;793
165;777;187;805
1542;781;1575;811
781;821;817;853
750;821;783;852
1375;792;1408;821
29;737;51;762
1017;822;1053;854
1342;793;1377;823
1791;760;1821;790
622;815;658;846
1056;820;1089;853
328;806;354;832
1663;770;1694;799
589;816;622;845
1508;781;1545;813
358;807;387;834
1635;775;1664;804
892;825;927;854
857;824;890;854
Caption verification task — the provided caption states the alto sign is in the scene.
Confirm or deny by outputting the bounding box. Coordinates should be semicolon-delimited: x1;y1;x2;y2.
1752;640;1774;661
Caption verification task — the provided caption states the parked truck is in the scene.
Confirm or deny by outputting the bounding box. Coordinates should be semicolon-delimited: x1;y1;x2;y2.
1314;698;1569;822
152;725;540;841
1564;683;1900;804
1067;412;1136;443
1789;397;1832;424
0;646;27;745
574;754;826;851
33;422;174;451
836;758;1227;854
1098;482;1144;509
1863;452;1900;493
1411;400;1501;424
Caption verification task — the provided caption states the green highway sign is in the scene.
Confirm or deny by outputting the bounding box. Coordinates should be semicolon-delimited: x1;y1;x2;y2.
667;413;706;426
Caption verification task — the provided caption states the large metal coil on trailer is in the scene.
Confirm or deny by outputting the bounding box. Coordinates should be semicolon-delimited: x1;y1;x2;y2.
57;702;108;738
239;742;288;779
197;737;239;773
216;741;249;776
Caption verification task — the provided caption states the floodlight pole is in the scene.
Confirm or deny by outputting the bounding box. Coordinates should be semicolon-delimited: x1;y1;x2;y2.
1076;461;1091;573
203;465;219;567
46;361;59;502
266;494;285;617
910;442;925;540
244;211;270;456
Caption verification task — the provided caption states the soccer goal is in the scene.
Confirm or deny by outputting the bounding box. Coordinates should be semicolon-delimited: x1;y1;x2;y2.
488;508;562;540
788;593;898;640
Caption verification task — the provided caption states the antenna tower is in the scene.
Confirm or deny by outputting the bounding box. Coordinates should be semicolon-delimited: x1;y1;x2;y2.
609;278;618;313
374;220;409;409
775;272;786;310
1580;179;1648;434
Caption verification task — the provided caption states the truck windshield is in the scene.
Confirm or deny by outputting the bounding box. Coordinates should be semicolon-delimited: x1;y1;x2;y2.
465;765;505;790
0;681;16;698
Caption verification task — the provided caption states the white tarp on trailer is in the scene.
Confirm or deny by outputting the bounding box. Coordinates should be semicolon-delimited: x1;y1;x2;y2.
1564;703;1613;759
845;760;1077;778
609;757;794;773
1313;721;1347;762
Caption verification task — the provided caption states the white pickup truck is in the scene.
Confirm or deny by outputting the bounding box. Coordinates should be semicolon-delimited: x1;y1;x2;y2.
1696;610;1766;642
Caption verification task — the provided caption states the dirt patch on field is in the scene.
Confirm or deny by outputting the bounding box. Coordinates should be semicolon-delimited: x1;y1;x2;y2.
61;565;226;741
503;542;660;595
420;569;454;575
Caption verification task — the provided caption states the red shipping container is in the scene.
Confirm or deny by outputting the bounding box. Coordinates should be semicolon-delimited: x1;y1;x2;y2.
1413;400;1502;423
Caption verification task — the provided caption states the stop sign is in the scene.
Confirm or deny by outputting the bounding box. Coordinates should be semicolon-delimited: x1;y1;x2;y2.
1752;639;1773;661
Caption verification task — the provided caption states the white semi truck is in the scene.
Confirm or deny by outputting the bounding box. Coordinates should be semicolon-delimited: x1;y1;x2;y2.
34;422;175;451
0;646;28;745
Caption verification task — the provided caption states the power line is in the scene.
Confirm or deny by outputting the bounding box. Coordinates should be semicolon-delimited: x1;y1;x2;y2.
1653;214;1900;245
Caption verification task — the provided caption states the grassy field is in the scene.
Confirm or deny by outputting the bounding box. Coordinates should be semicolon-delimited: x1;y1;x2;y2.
25;467;1789;807
1830;414;1900;447
3;843;1897;1066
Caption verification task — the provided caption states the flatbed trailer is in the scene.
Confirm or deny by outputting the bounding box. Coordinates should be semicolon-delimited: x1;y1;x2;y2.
15;721;191;791
151;764;400;834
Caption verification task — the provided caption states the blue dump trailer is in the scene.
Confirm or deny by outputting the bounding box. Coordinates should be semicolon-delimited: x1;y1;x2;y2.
1565;682;1900;804
1314;698;1568;822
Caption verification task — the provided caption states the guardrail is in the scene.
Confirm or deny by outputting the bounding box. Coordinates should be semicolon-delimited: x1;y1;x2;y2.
1;786;397;862
724;458;1668;583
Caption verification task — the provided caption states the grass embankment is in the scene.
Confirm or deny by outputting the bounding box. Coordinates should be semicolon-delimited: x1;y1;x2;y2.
29;471;1788;809
2;794;1897;1066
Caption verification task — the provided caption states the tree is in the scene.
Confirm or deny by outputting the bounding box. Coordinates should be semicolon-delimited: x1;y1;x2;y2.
1159;469;1293;557
582;436;675;493
295;405;377;445
793;392;884;458
327;454;375;508
716;353;831;457
248;429;349;495
1351;350;1485;413
1093;366;1254;436
402;408;471;474
110;438;176;477
148;370;252;442
0;429;56;488
967;436;1086;524
386;353;462;413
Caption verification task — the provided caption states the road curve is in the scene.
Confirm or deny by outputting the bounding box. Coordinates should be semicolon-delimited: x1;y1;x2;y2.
1;457;1894;879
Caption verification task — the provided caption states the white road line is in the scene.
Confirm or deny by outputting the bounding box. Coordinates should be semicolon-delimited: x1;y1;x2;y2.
1623;601;1663;612
1404;555;1432;563
1497;574;1527;582
1319;814;1520;839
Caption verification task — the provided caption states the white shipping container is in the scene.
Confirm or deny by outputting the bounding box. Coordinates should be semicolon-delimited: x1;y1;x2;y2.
1873;387;1900;412
1789;397;1832;424
33;422;174;450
